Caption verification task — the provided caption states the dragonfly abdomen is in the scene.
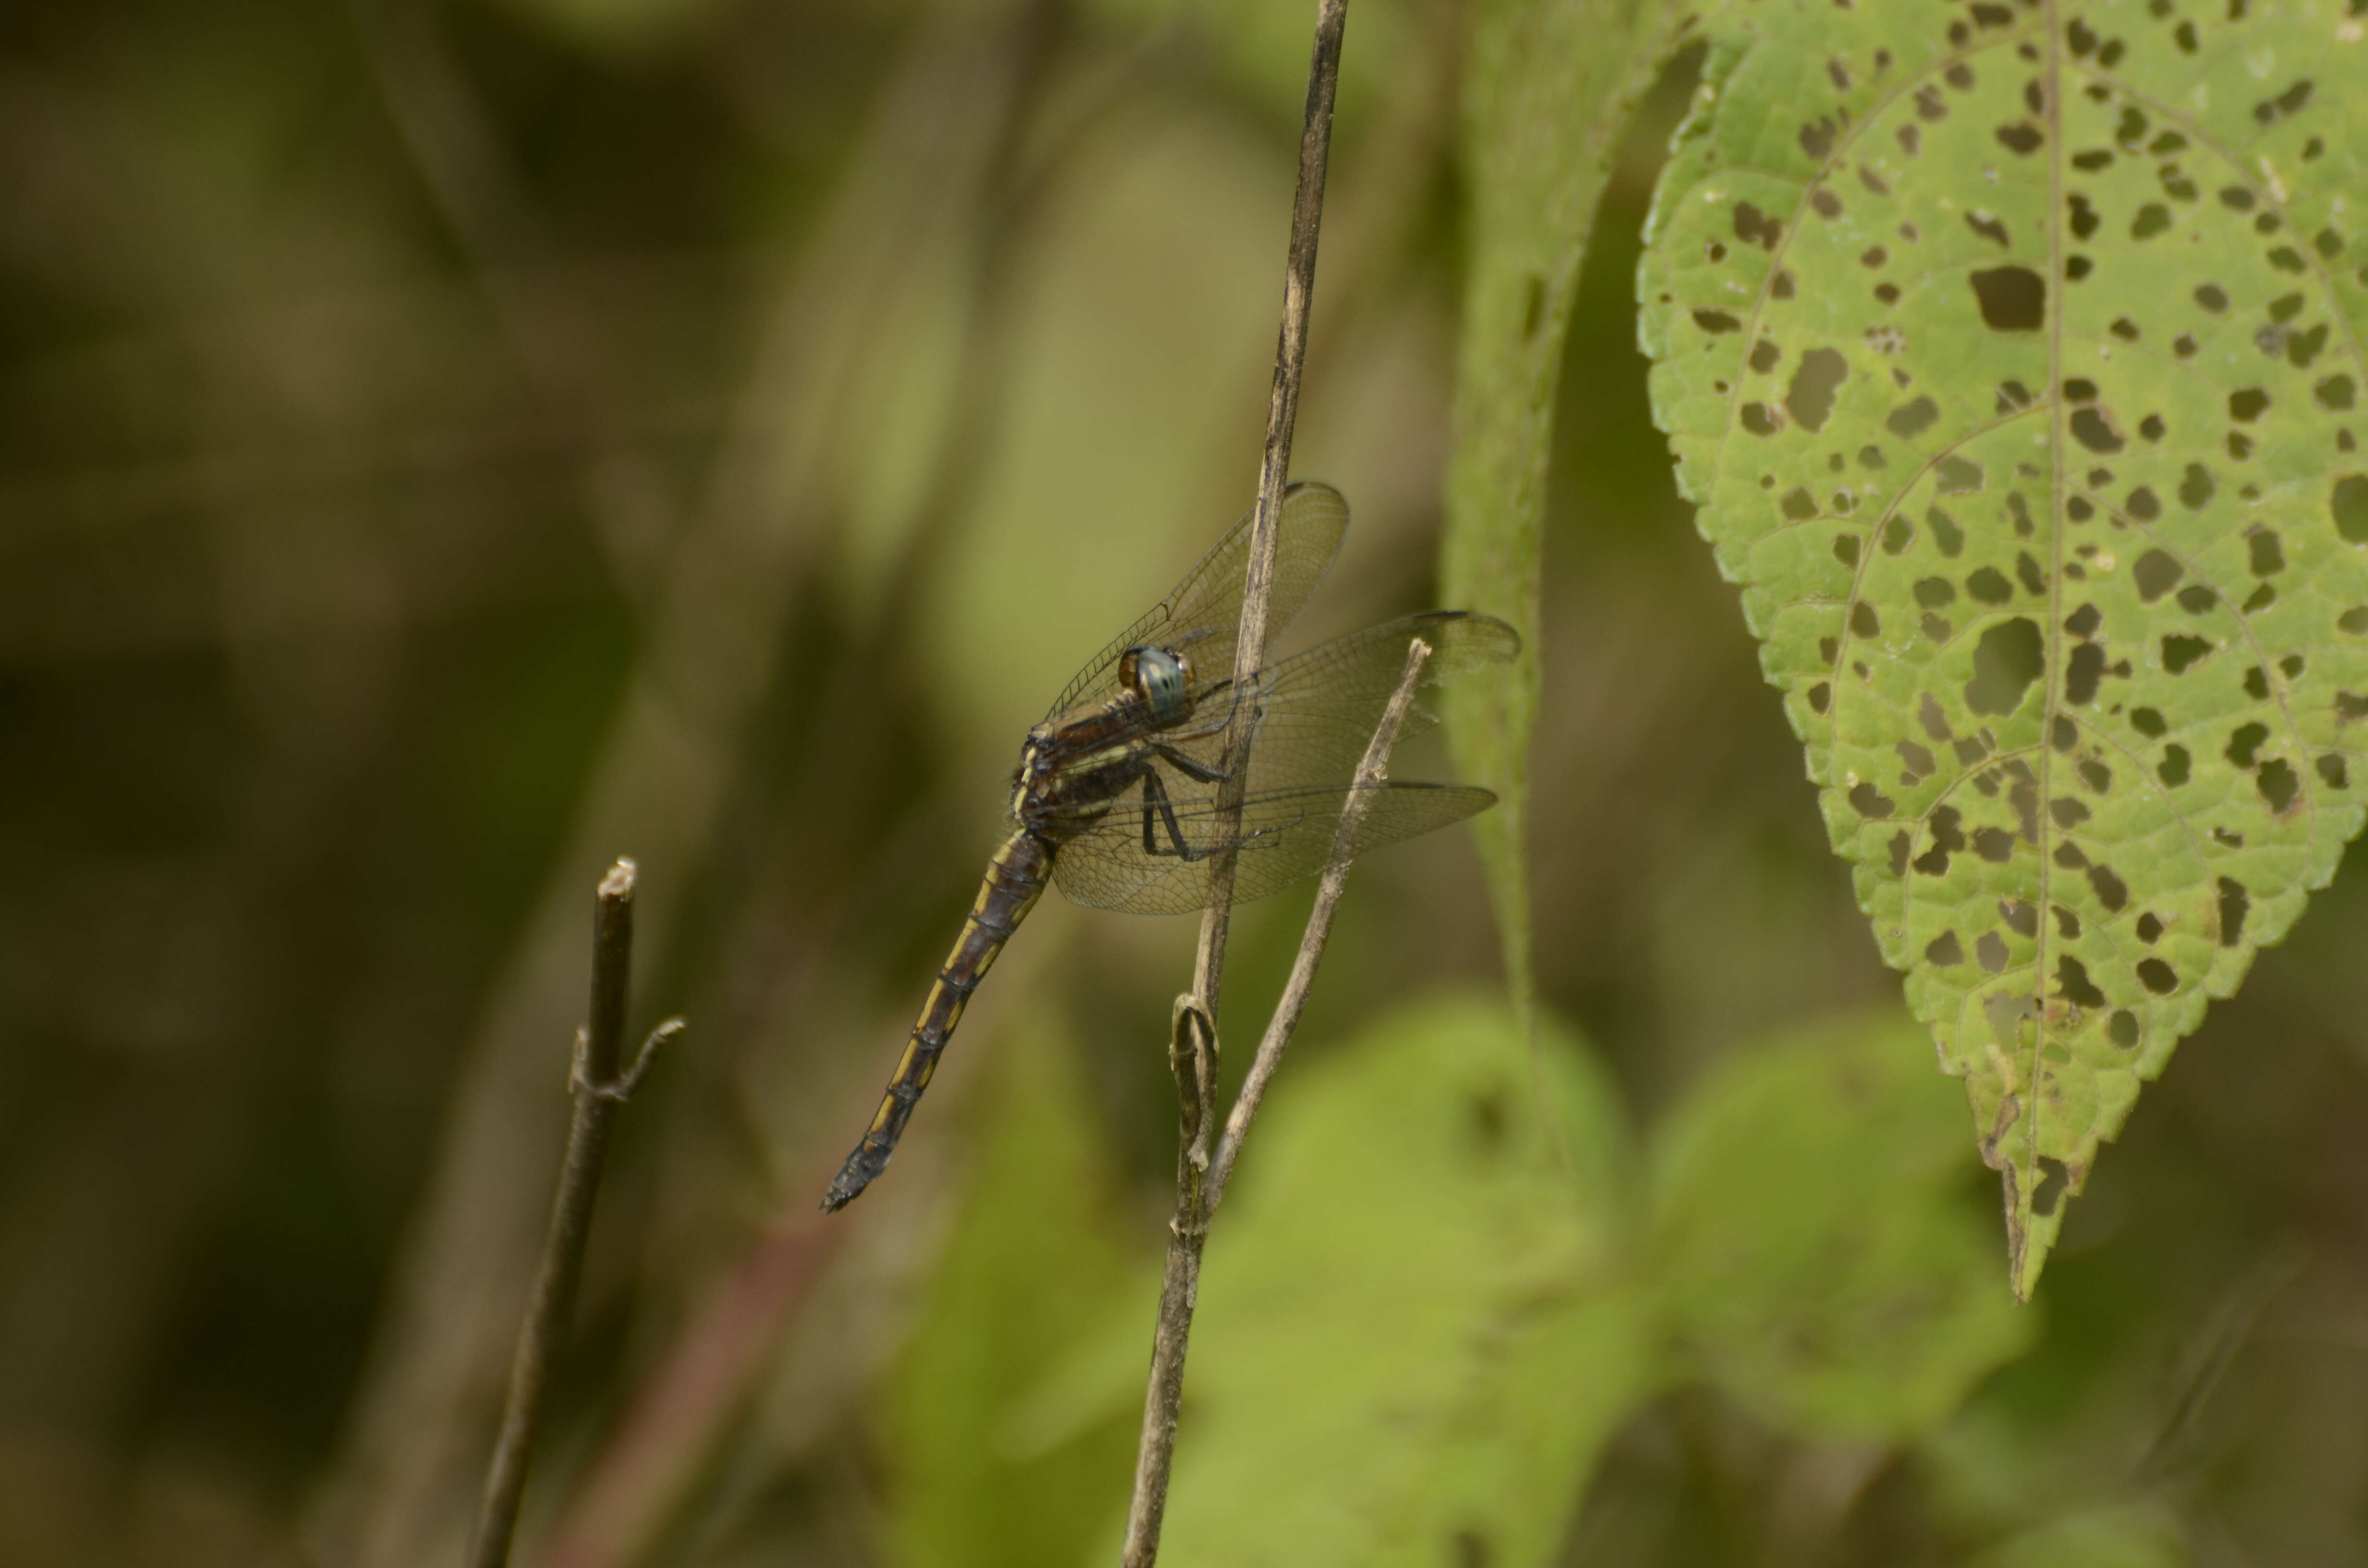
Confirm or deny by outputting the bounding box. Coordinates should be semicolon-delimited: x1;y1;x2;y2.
822;828;1053;1211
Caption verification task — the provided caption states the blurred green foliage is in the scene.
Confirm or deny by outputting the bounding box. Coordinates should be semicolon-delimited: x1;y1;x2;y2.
3;1;2367;1567
890;1020;1137;1568
1644;1013;2030;1442
897;996;2035;1564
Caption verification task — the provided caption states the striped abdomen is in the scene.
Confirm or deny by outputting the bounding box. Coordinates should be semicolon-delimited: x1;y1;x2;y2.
822;829;1052;1211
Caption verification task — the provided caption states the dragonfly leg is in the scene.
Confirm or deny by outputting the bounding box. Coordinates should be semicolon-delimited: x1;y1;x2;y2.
1151;743;1229;784
1140;770;1296;862
1141;770;1197;859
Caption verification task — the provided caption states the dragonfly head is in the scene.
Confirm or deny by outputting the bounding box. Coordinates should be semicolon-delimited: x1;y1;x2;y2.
1119;644;1195;726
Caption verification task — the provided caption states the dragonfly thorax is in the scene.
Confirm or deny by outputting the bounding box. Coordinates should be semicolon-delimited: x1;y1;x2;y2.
1011;648;1198;838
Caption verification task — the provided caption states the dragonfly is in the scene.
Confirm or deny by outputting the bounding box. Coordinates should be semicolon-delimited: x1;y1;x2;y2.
822;480;1517;1211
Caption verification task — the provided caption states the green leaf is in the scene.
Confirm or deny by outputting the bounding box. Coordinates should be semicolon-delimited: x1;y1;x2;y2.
1444;0;1689;1017
1969;1504;2191;1568
888;1022;1138;1568
1153;994;1654;1568
1646;1011;2035;1441
1640;0;2368;1296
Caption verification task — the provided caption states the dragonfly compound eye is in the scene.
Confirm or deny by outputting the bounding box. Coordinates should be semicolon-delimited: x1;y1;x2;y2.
1124;644;1193;724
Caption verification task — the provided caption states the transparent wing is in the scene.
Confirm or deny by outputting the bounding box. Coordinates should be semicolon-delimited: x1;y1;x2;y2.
1042;611;1520;913
1042;480;1350;723
1048;781;1500;914
1143;612;1523;800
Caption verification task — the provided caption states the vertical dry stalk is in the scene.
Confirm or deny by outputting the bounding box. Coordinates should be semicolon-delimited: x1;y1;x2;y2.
1118;4;1348;1561
466;859;677;1568
1184;0;1352;1023
1118;8;1349;1561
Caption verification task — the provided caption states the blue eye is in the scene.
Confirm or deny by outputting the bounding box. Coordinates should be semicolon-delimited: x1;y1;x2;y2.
1127;645;1192;723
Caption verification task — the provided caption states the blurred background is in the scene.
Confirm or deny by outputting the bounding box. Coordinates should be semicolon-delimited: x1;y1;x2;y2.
4;0;2368;1564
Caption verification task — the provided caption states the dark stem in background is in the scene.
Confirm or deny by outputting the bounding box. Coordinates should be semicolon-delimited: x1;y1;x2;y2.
466;859;680;1568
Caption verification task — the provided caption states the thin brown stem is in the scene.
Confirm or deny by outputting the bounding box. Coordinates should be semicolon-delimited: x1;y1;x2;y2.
1206;637;1429;1211
1120;12;1348;1547
1182;0;1351;1025
1122;7;1347;1559
465;859;679;1568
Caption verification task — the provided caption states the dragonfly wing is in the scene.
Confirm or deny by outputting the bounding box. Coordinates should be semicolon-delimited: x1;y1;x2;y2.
1152;612;1522;795
1042;481;1350;722
1048;780;1499;915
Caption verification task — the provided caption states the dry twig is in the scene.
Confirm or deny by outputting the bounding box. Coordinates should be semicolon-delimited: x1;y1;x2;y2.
1118;6;1349;1559
465;859;680;1568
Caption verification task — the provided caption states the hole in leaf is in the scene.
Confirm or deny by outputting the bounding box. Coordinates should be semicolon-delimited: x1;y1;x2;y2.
2137;957;2179;994
2218;877;2250;945
2033;1158;2071;1216
2057;956;2107;1008
2226;722;2269;768
1970;266;2045;330
2070;407;2124;453
1733;201;1781;248
2109;1010;2140;1049
1966;618;2044;714
2259;759;2301;813
1929;508;1964;554
1887;396;1939;437
1935;455;1985;493
2331;474;2368;542
1785;348;1849;432
2133;550;2183;601
2248;528;2286;575
2065;644;2105;705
